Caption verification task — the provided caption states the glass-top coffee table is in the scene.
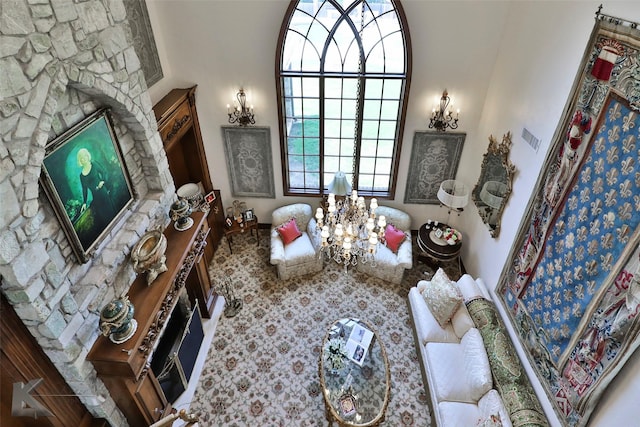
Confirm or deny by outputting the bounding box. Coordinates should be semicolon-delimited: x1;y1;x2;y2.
319;318;390;427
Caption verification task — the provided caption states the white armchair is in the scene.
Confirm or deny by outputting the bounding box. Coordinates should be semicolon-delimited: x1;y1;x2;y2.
270;203;323;280
356;206;412;284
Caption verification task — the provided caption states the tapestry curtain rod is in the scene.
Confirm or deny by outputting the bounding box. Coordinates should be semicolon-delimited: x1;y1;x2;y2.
595;4;639;29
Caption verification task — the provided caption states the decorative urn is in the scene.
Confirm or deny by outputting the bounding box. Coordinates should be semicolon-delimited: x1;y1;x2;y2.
131;230;168;285
99;296;137;344
170;198;193;231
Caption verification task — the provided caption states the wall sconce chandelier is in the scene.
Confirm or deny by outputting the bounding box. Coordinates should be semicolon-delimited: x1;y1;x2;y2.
429;90;459;131
227;89;255;126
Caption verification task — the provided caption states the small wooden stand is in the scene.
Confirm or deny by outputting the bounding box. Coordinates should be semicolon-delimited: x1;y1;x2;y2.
417;222;463;276
223;217;259;254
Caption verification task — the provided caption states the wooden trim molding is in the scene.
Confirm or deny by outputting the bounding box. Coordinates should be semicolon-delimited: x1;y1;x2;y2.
1;294;107;427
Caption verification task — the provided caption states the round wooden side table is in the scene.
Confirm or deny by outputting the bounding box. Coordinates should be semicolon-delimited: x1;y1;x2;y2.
417;221;463;275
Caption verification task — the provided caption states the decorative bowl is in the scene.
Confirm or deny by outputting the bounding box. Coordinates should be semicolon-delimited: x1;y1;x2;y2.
131;230;167;285
177;182;203;209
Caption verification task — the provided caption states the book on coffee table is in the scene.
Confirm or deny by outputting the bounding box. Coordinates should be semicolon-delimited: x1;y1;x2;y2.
345;323;374;366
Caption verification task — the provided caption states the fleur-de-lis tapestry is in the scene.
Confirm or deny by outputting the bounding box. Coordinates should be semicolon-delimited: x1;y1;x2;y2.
497;11;640;427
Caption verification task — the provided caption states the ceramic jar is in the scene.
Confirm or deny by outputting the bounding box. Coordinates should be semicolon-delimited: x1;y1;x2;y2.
99;296;137;344
170;198;193;231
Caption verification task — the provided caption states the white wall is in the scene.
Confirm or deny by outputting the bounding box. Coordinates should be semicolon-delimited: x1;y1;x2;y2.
146;1;640;425
468;1;640;426
147;0;302;220
146;0;509;227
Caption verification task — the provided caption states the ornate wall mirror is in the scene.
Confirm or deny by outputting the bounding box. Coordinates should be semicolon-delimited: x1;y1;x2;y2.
472;132;516;238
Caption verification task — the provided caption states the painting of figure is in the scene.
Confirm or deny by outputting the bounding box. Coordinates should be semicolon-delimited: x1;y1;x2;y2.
41;109;134;263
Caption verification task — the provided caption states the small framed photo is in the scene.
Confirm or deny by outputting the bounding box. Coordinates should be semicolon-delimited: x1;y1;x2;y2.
243;209;254;222
339;393;357;417
225;217;233;227
205;191;216;204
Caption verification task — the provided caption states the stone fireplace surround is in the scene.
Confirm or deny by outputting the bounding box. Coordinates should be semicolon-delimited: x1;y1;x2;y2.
1;1;175;424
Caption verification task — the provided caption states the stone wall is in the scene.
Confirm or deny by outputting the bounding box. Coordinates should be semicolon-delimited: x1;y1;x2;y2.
0;1;174;424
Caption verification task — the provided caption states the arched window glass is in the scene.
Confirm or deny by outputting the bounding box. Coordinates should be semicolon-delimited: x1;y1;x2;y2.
276;0;411;197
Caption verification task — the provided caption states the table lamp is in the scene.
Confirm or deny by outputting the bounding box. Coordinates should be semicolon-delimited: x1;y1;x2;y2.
437;179;469;222
327;171;352;196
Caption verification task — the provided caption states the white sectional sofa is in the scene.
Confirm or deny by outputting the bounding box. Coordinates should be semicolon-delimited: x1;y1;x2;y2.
408;270;548;427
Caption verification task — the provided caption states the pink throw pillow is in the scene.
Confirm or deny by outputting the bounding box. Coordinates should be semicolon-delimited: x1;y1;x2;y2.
384;224;406;253
277;218;302;245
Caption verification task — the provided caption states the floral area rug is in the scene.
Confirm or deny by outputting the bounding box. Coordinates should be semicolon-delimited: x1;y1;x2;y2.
190;229;461;426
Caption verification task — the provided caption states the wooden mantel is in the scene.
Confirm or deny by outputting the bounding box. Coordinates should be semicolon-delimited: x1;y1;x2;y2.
87;211;209;425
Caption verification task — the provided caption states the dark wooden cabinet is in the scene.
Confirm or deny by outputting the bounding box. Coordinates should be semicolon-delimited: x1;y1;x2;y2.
153;86;223;318
152;86;212;199
184;215;216;319
208;189;225;257
87;213;210;427
1;295;107;427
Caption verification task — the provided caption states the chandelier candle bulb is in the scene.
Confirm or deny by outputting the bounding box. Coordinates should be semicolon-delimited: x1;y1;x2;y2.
343;237;352;251
369;234;378;252
321;226;330;246
370;198;378;214
366;218;375;232
316;207;324;222
335;223;344;239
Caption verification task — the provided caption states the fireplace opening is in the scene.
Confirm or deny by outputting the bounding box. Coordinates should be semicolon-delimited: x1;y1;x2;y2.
150;293;204;403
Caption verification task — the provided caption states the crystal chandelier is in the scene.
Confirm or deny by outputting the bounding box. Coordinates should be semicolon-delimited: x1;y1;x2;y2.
315;190;386;268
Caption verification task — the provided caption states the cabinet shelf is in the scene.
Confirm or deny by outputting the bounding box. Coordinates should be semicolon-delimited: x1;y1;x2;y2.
153;85;225;319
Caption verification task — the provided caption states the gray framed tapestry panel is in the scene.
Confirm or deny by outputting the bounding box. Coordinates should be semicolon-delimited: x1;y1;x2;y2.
496;13;640;427
403;131;466;204
124;0;163;87
222;126;275;198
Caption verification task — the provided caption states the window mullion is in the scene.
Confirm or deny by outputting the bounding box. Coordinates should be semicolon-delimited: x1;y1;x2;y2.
319;76;325;192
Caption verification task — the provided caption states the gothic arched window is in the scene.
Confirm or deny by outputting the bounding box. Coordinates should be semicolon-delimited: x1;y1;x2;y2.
276;0;411;197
